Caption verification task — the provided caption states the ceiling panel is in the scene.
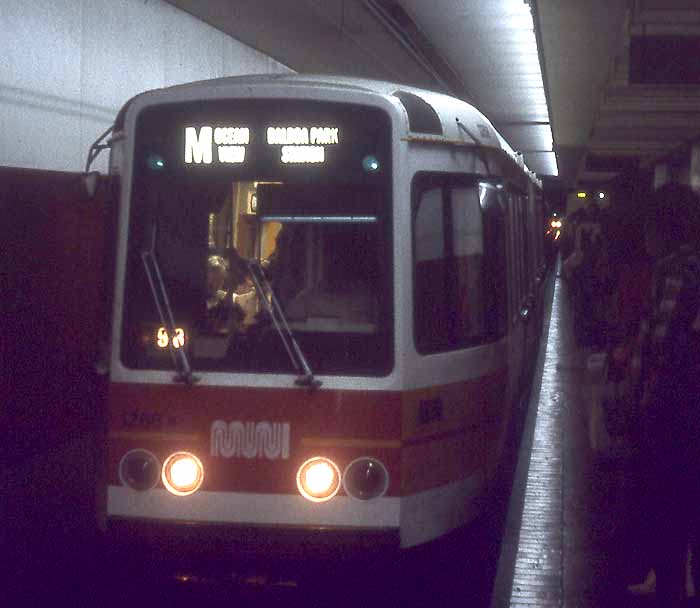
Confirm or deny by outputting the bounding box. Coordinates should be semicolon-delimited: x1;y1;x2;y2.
521;151;559;177
163;0;699;188
535;0;629;148
499;124;553;154
398;0;556;174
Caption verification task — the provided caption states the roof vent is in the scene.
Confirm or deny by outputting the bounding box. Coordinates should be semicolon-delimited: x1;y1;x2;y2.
392;91;443;135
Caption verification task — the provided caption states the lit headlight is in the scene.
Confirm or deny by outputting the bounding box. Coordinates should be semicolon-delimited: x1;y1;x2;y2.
162;452;204;496
343;458;389;501
119;449;160;491
296;457;341;502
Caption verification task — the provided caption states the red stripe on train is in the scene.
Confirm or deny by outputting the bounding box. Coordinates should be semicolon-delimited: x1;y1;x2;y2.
106;383;403;494
106;369;509;496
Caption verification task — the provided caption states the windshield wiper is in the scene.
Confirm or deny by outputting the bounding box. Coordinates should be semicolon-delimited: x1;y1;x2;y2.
247;260;321;391
141;225;198;385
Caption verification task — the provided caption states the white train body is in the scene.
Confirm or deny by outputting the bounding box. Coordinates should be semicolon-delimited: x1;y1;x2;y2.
101;75;545;552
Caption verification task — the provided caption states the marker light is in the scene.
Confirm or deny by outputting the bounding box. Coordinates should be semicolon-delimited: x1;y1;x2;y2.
296;457;341;502
119;449;160;491
577;191;587;199
343;457;389;501
362;155;380;173
162;452;204;496
147;154;166;170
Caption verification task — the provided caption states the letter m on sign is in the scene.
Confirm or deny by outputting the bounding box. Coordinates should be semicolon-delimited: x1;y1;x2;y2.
185;126;213;164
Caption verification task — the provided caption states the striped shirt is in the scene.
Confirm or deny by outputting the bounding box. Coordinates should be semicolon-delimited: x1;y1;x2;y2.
628;245;700;457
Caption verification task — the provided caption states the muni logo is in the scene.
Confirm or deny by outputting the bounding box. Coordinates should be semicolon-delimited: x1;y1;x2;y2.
210;420;291;460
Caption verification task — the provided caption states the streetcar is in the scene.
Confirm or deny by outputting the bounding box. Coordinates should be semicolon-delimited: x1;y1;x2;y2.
87;74;545;559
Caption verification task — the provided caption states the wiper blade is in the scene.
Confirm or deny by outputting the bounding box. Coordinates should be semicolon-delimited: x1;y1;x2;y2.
141;225;198;385
247;260;321;391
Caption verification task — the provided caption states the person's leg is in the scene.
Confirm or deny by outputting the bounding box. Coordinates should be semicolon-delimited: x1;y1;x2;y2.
688;472;700;601
624;464;656;584
652;472;692;606
654;543;688;606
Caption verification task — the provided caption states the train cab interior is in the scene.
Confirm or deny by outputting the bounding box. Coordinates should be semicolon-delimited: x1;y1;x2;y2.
129;179;391;375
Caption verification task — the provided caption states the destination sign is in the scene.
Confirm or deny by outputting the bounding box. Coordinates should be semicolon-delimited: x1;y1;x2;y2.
184;125;340;166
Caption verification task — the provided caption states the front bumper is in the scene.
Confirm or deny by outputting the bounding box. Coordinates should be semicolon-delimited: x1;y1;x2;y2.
107;517;400;568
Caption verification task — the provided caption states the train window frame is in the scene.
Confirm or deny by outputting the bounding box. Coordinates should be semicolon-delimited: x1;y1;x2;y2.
411;172;508;355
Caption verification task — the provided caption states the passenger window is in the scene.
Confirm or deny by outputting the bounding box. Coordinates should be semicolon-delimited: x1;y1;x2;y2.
481;186;508;336
413;175;507;354
451;188;485;341
414;187;451;350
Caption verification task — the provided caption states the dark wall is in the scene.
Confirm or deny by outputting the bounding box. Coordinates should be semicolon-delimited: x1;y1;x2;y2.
630;35;700;85
1;167;110;465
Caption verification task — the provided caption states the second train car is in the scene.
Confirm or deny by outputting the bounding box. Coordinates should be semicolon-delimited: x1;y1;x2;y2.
92;74;546;558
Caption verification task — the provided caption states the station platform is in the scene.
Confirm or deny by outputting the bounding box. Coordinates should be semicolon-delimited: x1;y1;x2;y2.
492;264;696;608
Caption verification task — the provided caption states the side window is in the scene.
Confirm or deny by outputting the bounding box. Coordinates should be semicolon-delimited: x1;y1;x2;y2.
520;195;531;292
509;193;521;311
452;188;485;341
413;175;507;354
414;187;450;350
481;186;508;337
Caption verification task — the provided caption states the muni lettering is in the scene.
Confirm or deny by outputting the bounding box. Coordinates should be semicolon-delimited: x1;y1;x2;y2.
210;420;291;460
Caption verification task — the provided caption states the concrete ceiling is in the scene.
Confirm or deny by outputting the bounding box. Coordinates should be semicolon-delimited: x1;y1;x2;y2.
165;0;700;189
538;0;700;187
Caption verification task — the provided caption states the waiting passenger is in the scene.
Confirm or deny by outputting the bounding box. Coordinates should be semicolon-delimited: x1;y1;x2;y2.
600;200;656;594
621;183;700;606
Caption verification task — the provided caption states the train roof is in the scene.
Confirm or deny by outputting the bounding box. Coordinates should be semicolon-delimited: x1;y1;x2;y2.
113;74;540;187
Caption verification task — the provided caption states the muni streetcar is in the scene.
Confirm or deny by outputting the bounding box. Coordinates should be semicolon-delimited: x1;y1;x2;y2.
89;74;546;560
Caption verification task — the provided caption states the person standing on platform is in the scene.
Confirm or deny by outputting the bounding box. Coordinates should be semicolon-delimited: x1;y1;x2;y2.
628;182;700;606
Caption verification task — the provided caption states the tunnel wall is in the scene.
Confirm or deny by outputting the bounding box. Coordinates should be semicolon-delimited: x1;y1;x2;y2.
0;0;292;173
1;167;112;465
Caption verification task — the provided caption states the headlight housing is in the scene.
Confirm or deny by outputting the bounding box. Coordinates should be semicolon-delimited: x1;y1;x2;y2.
296;457;341;502
119;449;160;491
343;457;389;500
162;452;204;496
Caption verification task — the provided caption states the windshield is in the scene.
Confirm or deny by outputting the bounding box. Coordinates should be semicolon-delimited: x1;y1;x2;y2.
121;100;393;376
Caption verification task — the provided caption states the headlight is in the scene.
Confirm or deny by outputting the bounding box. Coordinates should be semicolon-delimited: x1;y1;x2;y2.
296;457;341;502
119;449;160;491
343;457;389;500
162;452;204;496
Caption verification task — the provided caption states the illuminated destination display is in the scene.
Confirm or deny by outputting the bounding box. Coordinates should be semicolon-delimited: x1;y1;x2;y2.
281;146;324;164
185;126;249;165
183;125;340;166
266;126;339;145
267;126;339;164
